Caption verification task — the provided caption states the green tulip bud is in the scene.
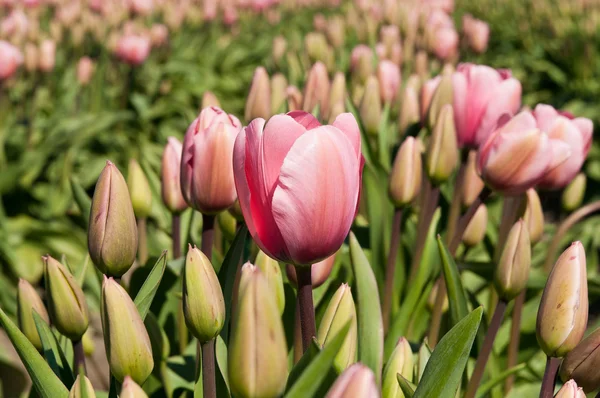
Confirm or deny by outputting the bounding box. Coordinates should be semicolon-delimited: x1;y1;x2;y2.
561;327;600;392
127;159;152;219
88;161;138;277
520;188;544;244
82;327;95;356
326;363;379;398
554;380;586;398
462;205;488;247
305;32;330;65
44;255;89;341
537;242;588;357
68;374;96;398
17;279;50;351
426;104;458;185
101;277;154;384
255;251;285;315
562;173;586;212
360;76;382;136
120;376;149;398
271;73;288;115
389;137;422;208
398;78;420;135
228;268;288;398
328;72;346;118
461;150;484;209
217;210;238;241
245;67;271;122
303;62;330;117
494;219;531;301
182;245;225;343
426;70;453;129
318;284;358;372
427;281;448;314
382;337;413;398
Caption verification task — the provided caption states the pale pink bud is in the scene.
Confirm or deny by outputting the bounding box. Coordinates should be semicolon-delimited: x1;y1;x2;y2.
377;60;401;103
77;56;94;85
38;39;55;72
0;40;23;80
116;34;151;66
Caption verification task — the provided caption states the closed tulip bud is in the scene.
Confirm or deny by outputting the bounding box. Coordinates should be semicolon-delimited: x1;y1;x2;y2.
120;376;149;398
228;268;288;398
82;328;95;356
217;210;237;241
462;204;488;247
328;102;346;124
415;50;428;79
127;159;152;219
17;279;50;351
287;85;303;111
255;251;285;315
554;380;586;398
537;242;588;357
183;246;225;343
272;36;287;65
398;81;420;134
77;57;94;86
38;39;55;72
326;363;379;398
115;34;151;66
329;72;346;113
519;188;544;244
494;219;530;301
461;151;485;208
303;62;330;117
427;71;453;129
427;281;448;313
326;16;345;49
420;76;441;125
24;43;38;73
245;66;271;122
382;337;413;398
161;138;187;214
88;161;138;277
68;374;96;398
271;73;287;115
305;32;329;64
286;253;336;288
181;107;242;214
318;284;358;372
562;173;586;212
101;277;154;384
377;60;401;103
462;15;489;54
350;45;374;83
426;104;458;184
389;137;422;207
360;76;382;136
561;328;600;392
201;91;221;109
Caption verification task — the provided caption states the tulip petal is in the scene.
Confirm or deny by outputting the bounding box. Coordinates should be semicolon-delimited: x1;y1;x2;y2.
475;78;521;146
271;126;360;264
452;71;469;145
533;104;560;133
287;111;321;130
233;127;259;245
573;117;593;154
332;113;362;157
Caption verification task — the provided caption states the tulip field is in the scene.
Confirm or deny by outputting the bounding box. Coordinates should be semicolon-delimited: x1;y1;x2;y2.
2;0;600;398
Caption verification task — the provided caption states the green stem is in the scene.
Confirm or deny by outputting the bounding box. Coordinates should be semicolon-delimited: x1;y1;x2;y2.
383;209;403;334
408;183;440;283
202;339;216;398
505;290;525;393
296;265;316;352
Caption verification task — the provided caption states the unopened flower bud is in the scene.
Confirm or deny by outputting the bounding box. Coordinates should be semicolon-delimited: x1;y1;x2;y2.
554;380;586;398
120;376;149;398
287;85;303;112
271;73;288;115
426;104;458;184
350;45;374;83
328;72;346;115
495;219;531;301
202;91;221;109
427;280;448;313
360;76;382;136
326;16;345;49
382;337;413;398
303;61;330;117
255;251;285;315
562;173;586;212
286;254;336;289
537;242;588;357
519;189;544;244
318;284;358;372
427;71;453;129
17;279;49;351
82;328;95;356
415;50;428;79
229;268;288;398
420;76;440;125
245;66;271;122
389;137;422;208
77;57;94;85
68;374;96;398
217;210;237;241
44;256;89;341
183;246;225;343
305;32;329;64
462;205;488;247
560;327;600;392
326;363;379;398
272;36;287;66
38;39;56;72
102;277;154;384
377;60;401;103
398;78;420;134
88;161;138;277
128;159;152;219
161;138;187;214
461;150;485;208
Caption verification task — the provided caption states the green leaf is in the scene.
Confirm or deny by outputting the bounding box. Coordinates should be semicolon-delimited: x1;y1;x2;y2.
69;177;91;227
416;339;432;383
413;307;483;398
0;307;69;398
377;103;392;170
33;312;75;386
215;336;230;397
349;233;384;384
437;236;469;328
134;251;168;320
397;374;415;398
285;340;321;393
285;322;351;398
475;363;527;398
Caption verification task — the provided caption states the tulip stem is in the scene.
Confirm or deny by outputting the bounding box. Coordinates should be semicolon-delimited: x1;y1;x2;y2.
504;290;525;393
295;266;316;352
539;356;560;398
137;217;148;265
72;339;86;375
383;209;403;334
172;214;181;259
201;215;215;261
408;183;440;283
427;279;446;346
543;199;600;272
202;339;216;398
464;299;507;398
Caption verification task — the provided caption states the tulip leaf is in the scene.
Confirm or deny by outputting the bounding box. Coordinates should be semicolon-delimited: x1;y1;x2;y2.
349;233;384;384
215;335;231;397
413;307;483;398
134;250;168;321
416;339;433;383
475;363;527;398
33;312;75;386
377;103;392;170
437;236;470;328
218;225;248;343
0;307;69;398
397;374;415;398
70;177;92;227
285;322;351;398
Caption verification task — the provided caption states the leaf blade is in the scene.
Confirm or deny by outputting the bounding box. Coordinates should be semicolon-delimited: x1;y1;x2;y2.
134;251;168;320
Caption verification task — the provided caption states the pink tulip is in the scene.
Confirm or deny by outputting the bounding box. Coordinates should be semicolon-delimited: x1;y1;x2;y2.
233;111;364;265
129;0;153;15
350;45;373;73
420;76;441;124
431;26;458;60
477;111;571;195
150;24;169;47
181;107;242;214
452;63;522;148
0;41;23;80
38;39;56;72
203;0;217;20
116;34;151;65
223;6;238;26
462;15;489;54
533;104;593;190
1;9;28;38
162;137;188;214
377;60;401;103
77;57;94;85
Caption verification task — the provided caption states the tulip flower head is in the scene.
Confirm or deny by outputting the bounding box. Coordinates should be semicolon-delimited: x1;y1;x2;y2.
554;380;586;398
0;40;23;80
561;327;600;392
233;111;364;265
161;137;188;214
326;363;379;398
77;57;94;85
116;34;151;66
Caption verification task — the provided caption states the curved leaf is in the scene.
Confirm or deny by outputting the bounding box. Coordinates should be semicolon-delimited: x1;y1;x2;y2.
437;236;469;328
134;250;168;320
33;312;74;386
397;373;415;398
